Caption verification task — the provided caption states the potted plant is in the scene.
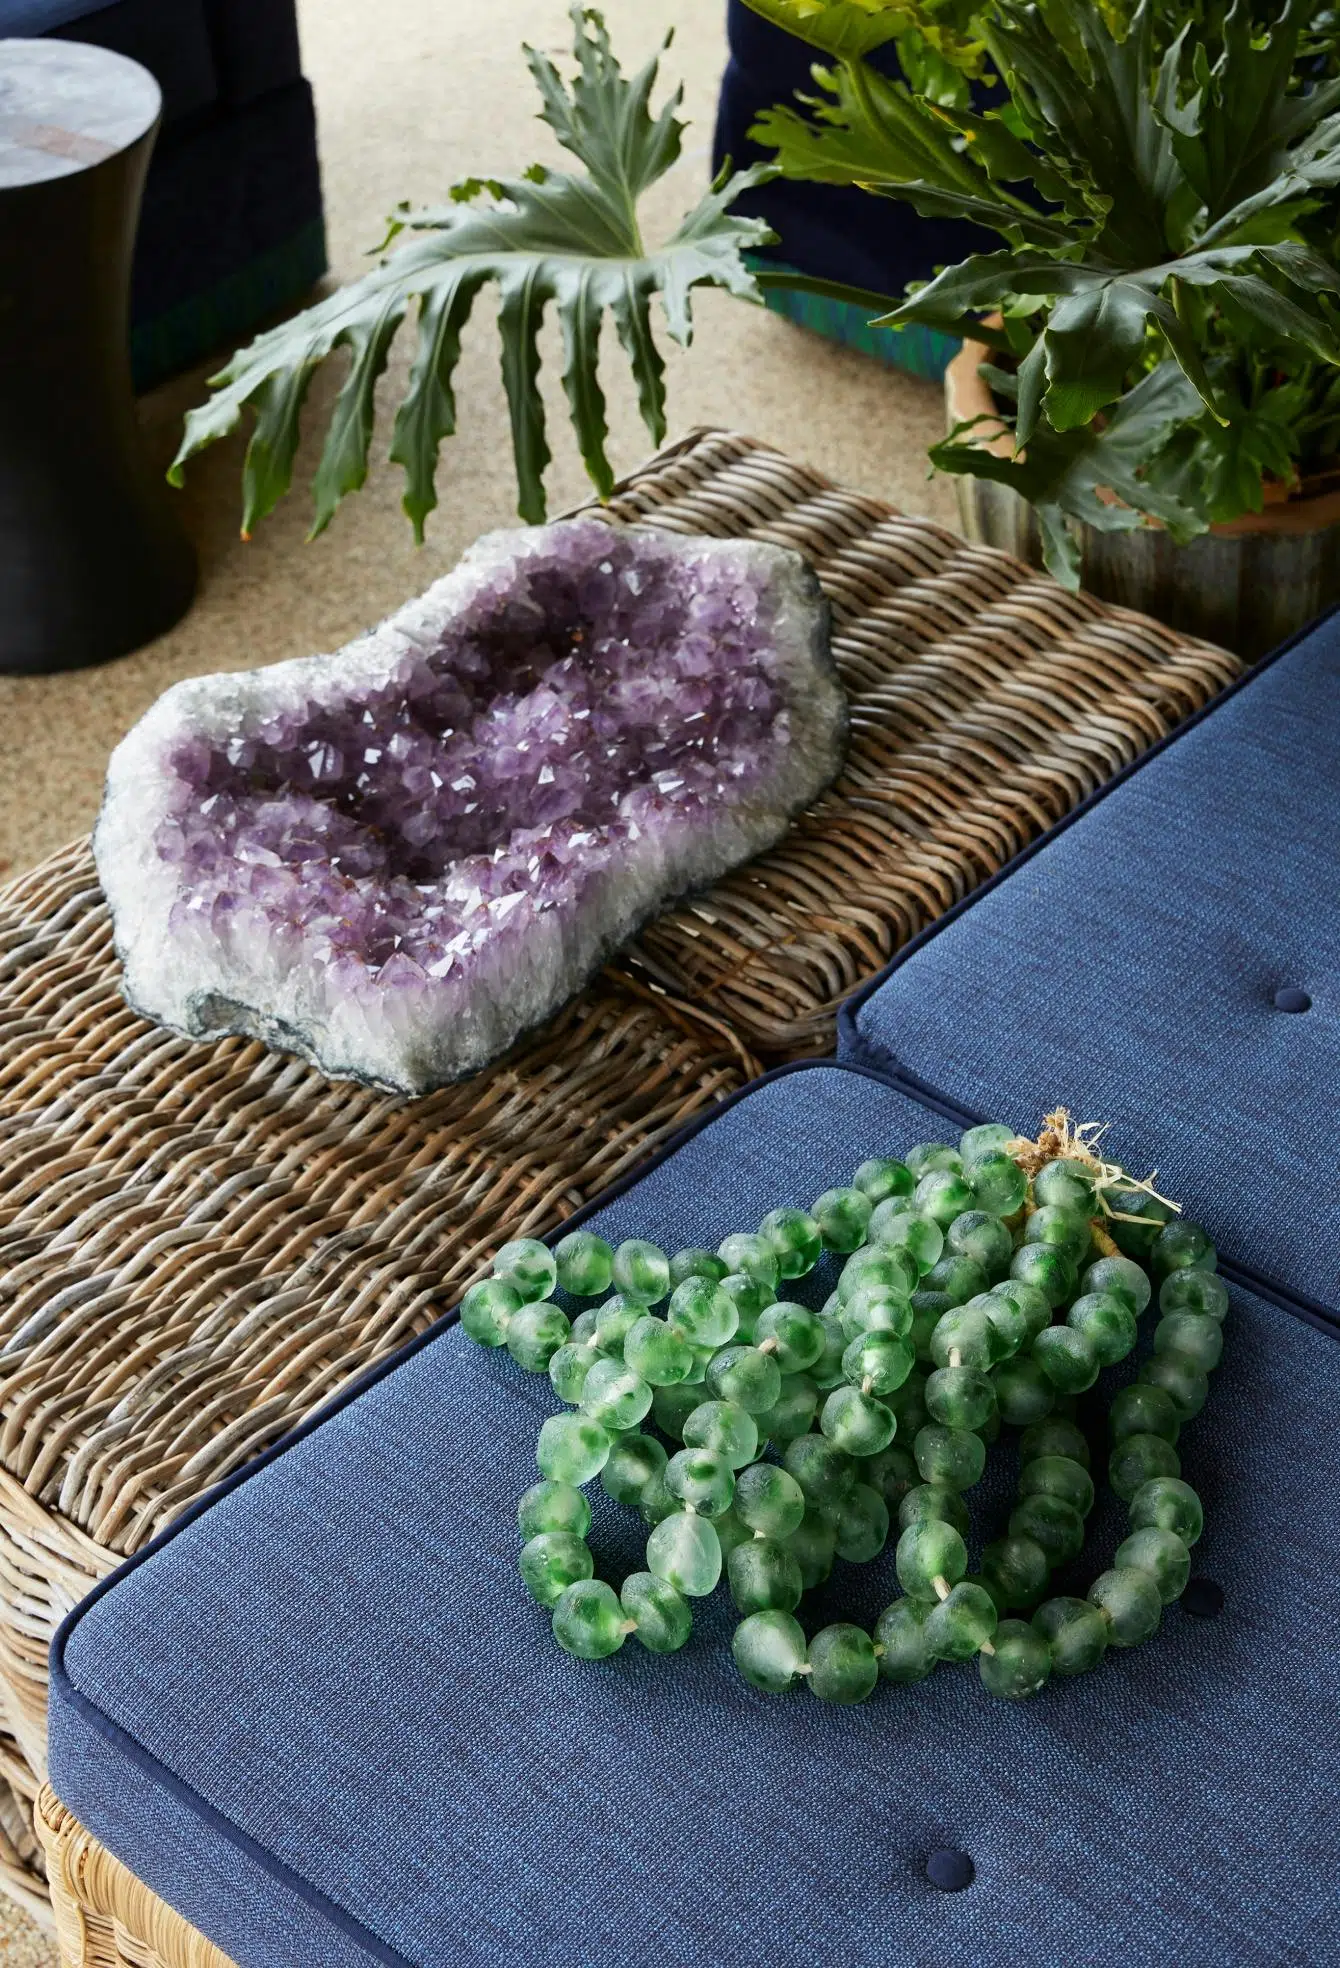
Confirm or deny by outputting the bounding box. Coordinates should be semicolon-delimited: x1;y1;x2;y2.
172;0;1340;656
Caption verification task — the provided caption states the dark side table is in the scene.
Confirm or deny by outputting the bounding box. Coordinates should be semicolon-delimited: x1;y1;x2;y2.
0;38;195;674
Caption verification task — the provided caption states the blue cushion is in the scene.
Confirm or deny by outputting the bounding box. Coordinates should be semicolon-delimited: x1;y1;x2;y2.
50;1064;1340;1967
843;611;1340;1313
0;0;117;30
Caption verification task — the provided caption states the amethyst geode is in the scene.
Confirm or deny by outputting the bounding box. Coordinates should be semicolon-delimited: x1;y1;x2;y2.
95;520;844;1093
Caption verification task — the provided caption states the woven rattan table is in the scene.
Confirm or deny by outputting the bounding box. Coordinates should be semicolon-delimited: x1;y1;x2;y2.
0;429;1239;1950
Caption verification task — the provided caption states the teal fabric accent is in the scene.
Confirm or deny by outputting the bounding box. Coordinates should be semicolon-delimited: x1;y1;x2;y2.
131;217;326;392
756;260;959;379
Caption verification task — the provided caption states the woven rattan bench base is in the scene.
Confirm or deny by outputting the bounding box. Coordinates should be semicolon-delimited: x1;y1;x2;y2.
38;1785;233;1966
0;430;1240;1917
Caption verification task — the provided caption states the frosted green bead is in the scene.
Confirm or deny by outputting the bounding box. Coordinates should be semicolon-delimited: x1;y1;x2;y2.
981;1533;1049;1611
812;1186;873;1252
646;1510;722;1596
1109;1431;1180;1500
1034;1157;1097;1215
874;1597;936;1682
946;1211;1013;1281
1020;1416;1089;1467
718;1272;773;1343
1082;1254;1151;1315
853;1157;914;1203
666;1276;738;1350
864;1443;920;1511
1152;1219;1215;1278
927;1306;996;1373
594;1296;641;1356
924;1253;990;1306
1019;1454;1094;1517
668;1246;728;1289
993;1278;1053;1338
912;1290;954;1334
822;1386;896;1456
650;1380;702;1440
808;1623;879;1704
887;1369;929;1437
1139;1354;1209;1420
840;1290;914;1345
925;1580;997;1661
536;1413;610;1484
735;1462;806;1539
683;1398;758;1468
907;1141;962;1176
1089;1565;1162;1646
1155;1311;1223;1373
1130;1475;1203;1545
1107;1186;1174;1259
1032;1595;1108;1675
913;1168;976;1228
754;1372;820;1444
569;1307;601;1346
579;1358;651;1432
493;1238;557;1303
624;1315;694;1386
839;1247;916;1306
552;1579;626;1659
959;1122;1015;1165
518;1532;593;1607
1008;1493;1084;1564
842;1331;915;1396
517;1479;591;1540
1033;1325;1099;1393
978;1293;1029;1357
620;1571;691;1653
553;1230;613;1299
756;1301;825;1372
707;1344;782;1413
758;1206;823;1279
612;1239;670;1306
914;1423;985;1491
978;1619;1051;1700
549;1342;596;1405
969;1151;1028;1218
717;1232;780;1289
899;1482;970;1537
728;1536;803;1614
785;1512;838;1588
784;1432;855;1508
991;1357;1055;1427
835;1480;889;1561
1109;1382;1180;1444
809;1317;849;1390
601;1432;667;1508
713;1508;753;1560
1066;1291;1137;1366
732;1610;808;1692
681;1345;713;1386
925;1365;995;1431
896;1518;967;1599
639;1469;680;1527
1159;1268;1229;1321
869;1206;944;1274
460;1277;522;1346
665;1448;735;1519
1010;1244;1076;1308
1116;1527;1191;1603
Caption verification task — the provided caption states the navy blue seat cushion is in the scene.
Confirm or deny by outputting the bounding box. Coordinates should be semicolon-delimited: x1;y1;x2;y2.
50;1064;1340;1967
843;610;1340;1313
0;0;117;31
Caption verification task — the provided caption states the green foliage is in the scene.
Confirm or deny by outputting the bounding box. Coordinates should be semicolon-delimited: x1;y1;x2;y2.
170;7;772;539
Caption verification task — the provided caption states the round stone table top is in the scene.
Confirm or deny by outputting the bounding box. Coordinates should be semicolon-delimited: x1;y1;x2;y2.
0;38;159;189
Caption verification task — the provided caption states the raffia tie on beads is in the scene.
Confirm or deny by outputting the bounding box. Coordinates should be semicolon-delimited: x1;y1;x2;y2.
1007;1107;1182;1229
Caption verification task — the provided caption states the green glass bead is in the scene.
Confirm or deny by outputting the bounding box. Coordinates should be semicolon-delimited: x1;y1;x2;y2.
887;1369;929;1437
1155;1314;1224;1377
612;1239;670;1306
959;1122;1016;1166
822;1386;896;1457
1033;1325;1099;1394
716;1232;781;1289
1107;1187;1174;1259
758;1206;823;1279
593;1296;641;1357
991;1356;1055;1427
896;1518;967;1599
707;1344;783;1414
978;1293;1029;1357
1024;1204;1091;1267
913;1168;976;1229
1020;1416;1090;1467
1139;1353;1209;1420
732;1610;808;1692
650;1380;703;1441
853;1157;915;1204
734;1462;806;1539
914;1290;958;1334
667;1276;738;1350
1110;1381;1180;1445
1089;1565;1162;1646
551;1579;627;1659
808;1623;879;1704
842;1331;915;1397
517;1479;592;1540
914;1423;986;1491
639;1469;680;1527
840;1294;914;1348
459;1277;522;1347
835;1480;890;1562
713;1508;753;1561
619;1571;691;1653
1066;1291;1137;1367
899;1482;970;1536
785;1512;837;1589
553;1230;614;1299
601;1432;667;1508
979;1618;1052;1700
518;1532;593;1608
1019;1454;1094;1517
668;1246;728;1289
1109;1432;1180;1501
493;1238;558;1303
753;1372;820;1444
664;1447;735;1519
992;1278;1053;1339
1159;1268;1229;1321
811;1186;872;1253
981;1534;1050;1611
1082;1255;1152;1316
925;1580;998;1661
549;1342;596;1406
755;1301;824;1373
1034;1157;1097;1215
906;1141;963;1176
809;1316;850;1391
1010;1244;1076;1309
580;1358;652;1432
718;1272;773;1344
536;1413;610;1485
624;1315;693;1387
1130;1475;1203;1545
869;1205;944;1274
970;1151;1029;1218
946;1211;1014;1282
728;1536;804;1614
682;1398;758;1469
923;1253;990;1307
839;1245;918;1303
646;1510;722;1597
1032;1595;1108;1675
929;1304;998;1371
1008;1493;1084;1564
569;1307;601;1346
1116;1526;1191;1603
1152;1218;1216;1278
864;1443;920;1511
925;1365;996;1431
683;1344;714;1386
505;1301;570;1372
874;1597;936;1682
783;1432;855;1508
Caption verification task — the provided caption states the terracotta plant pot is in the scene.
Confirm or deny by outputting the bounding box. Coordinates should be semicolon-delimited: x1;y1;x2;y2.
944;333;1340;657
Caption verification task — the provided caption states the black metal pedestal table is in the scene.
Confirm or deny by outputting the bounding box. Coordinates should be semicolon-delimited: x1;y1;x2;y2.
0;39;196;674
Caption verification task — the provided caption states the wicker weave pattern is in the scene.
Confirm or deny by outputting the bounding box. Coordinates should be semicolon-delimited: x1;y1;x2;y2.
0;432;1240;1926
38;1785;234;1967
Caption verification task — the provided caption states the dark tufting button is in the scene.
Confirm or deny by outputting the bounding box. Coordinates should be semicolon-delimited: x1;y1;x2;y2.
1274;986;1312;1013
1183;1577;1225;1618
925;1849;975;1892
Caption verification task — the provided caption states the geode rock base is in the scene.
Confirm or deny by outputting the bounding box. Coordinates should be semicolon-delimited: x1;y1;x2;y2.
95;520;845;1093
